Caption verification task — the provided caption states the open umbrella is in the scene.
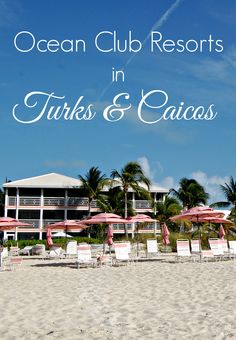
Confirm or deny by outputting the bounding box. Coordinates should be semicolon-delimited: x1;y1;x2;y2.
82;213;128;224
46;220;88;232
126;214;156;256
82;213;129;253
170;206;225;249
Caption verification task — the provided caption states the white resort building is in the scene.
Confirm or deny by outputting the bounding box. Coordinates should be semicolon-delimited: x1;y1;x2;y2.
3;173;168;240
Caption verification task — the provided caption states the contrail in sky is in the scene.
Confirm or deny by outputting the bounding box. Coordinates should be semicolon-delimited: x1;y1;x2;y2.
98;0;184;100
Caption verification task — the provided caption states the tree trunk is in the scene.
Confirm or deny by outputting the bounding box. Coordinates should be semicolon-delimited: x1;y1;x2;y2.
124;191;128;238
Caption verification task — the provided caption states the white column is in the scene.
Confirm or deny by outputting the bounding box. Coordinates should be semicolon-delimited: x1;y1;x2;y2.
153;192;157;235
4;188;8;217
131;192;136;238
40;189;44;229
15;227;18;241
132;192;135;210
64;189;68;220
16;188;19;220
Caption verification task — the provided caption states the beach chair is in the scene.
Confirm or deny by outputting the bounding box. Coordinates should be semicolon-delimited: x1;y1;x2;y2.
97;254;113;267
9;246;20;256
176;240;193;262
32;244;46;256
208;239;224;260
19;246;33;256
0;247;9;270
228;241;236;258
113;242;131;265
219;239;231;259
63;241;77;258
190;239;200;253
47;246;64;259
77;244;97;268
200;250;215;262
146;239;159;258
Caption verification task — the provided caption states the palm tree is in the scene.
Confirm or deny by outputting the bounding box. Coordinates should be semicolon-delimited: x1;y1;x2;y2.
211;176;236;223
78;167;108;217
154;196;181;223
98;186;135;217
170;178;209;209
111;161;151;236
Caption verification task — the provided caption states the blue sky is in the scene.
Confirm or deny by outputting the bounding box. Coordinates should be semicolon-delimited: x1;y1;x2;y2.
0;0;235;203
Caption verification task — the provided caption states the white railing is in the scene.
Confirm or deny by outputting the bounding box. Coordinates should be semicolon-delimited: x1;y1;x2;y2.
8;197;16;206
135;200;152;209
44;198;65;206
43;219;64;227
19;219;40;228
19;197;41;206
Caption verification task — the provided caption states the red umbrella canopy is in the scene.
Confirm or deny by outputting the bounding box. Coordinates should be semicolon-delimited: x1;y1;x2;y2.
0;217;31;230
198;217;232;224
46;220;88;231
81;213;128;224
170;206;225;222
126;214;156;223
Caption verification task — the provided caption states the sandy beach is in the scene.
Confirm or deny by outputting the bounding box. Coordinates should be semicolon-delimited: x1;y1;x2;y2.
0;258;236;340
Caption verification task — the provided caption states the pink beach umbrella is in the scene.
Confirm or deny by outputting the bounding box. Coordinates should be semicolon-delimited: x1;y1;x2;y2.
82;213;128;224
170;206;225;222
162;223;170;245
219;224;226;239
46;228;53;247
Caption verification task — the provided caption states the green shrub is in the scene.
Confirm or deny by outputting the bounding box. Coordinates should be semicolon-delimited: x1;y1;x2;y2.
3;236;102;250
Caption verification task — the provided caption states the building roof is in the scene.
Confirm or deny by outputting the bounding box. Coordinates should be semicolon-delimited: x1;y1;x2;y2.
3;173;82;189
3;172;169;193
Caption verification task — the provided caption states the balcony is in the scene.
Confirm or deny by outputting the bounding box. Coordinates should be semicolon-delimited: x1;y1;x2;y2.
7;197;99;208
7;197;157;212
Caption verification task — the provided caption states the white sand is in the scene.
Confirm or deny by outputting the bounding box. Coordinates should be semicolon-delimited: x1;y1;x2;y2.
0;258;236;340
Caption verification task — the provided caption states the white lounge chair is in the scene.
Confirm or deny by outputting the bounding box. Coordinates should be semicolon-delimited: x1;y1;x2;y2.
190;239;201;254
229;241;236;258
19;246;33;256
146;239;159;258
77;244;97;268
208;239;224;260
48;246;64;259
201;250;215;262
176;240;194;262
9;246;20;256
219;239;231;258
64;241;77;258
114;242;131;265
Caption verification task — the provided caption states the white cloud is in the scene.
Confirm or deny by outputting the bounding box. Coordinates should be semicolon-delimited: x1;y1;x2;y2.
136;156;230;203
191;171;229;203
137;156;154;180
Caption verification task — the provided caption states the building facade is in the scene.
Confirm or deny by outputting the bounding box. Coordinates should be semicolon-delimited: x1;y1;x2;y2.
3;173;168;240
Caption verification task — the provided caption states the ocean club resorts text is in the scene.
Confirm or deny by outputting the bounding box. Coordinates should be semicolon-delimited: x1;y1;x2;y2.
14;31;224;54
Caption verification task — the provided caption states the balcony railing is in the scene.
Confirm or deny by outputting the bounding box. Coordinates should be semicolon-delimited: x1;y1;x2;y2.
19;197;41;206
19;219;40;228
8;196;99;208
134;200;152;209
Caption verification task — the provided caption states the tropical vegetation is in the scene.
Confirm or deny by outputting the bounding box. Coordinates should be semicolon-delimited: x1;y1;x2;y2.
170;177;209;210
78;166;109;217
110;161;151;236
